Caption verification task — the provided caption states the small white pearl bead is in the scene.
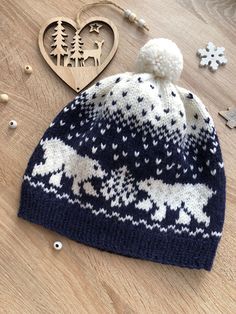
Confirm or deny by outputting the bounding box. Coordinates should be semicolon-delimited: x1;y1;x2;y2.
53;241;63;250
9;120;17;129
0;94;9;103
24;65;33;74
129;12;136;22
137;18;146;28
124;9;132;18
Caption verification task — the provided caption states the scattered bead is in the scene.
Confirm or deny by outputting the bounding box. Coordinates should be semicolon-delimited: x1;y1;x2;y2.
53;241;63;250
137;18;146;28
9;120;17;129
0;93;9;103
24;65;33;74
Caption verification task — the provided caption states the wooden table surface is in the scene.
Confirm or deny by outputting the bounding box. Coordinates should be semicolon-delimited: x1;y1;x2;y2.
0;0;235;313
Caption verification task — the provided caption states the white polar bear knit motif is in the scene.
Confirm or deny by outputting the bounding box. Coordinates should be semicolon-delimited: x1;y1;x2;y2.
31;139;215;228
137;178;215;227
100;166;138;207
32;138;106;195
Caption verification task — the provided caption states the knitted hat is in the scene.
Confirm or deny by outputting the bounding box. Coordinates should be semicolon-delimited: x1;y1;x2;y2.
19;38;226;270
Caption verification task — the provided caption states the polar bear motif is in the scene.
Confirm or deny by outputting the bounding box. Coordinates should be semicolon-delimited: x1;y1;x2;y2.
136;178;215;227
32;138;106;196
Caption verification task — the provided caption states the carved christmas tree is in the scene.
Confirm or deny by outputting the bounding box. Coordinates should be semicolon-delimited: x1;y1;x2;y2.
39;16;118;91
50;20;68;66
219;108;236;128
70;30;84;67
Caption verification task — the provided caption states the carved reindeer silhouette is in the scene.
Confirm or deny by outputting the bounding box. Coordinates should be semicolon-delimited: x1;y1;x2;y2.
81;40;104;67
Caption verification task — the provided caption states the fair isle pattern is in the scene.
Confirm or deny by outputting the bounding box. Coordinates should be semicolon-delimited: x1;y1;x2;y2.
29;137;216;229
19;72;226;270
23;175;222;239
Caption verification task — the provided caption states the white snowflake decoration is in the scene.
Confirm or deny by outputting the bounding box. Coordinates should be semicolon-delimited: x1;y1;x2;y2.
197;42;227;71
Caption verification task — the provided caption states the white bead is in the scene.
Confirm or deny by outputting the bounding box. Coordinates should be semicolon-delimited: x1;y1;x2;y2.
24;65;33;74
124;9;132;18
129;12;136;22
0;93;9;103
53;241;63;250
137;18;146;28
9;120;17;129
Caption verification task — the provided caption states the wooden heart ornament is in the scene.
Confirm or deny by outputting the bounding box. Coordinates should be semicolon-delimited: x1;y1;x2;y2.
39;16;119;92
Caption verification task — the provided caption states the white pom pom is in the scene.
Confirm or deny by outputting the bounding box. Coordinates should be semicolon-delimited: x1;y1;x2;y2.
136;38;183;82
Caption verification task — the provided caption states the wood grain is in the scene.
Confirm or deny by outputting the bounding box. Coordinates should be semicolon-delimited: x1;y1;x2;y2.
0;0;236;313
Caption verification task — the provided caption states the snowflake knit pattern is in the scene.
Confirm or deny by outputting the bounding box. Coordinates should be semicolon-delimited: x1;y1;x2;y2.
18;38;226;270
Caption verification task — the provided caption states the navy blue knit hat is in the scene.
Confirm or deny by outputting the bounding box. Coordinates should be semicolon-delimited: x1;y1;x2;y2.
19;38;226;270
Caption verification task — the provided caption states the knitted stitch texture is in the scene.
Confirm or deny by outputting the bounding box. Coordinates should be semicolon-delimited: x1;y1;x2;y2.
18;39;226;270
